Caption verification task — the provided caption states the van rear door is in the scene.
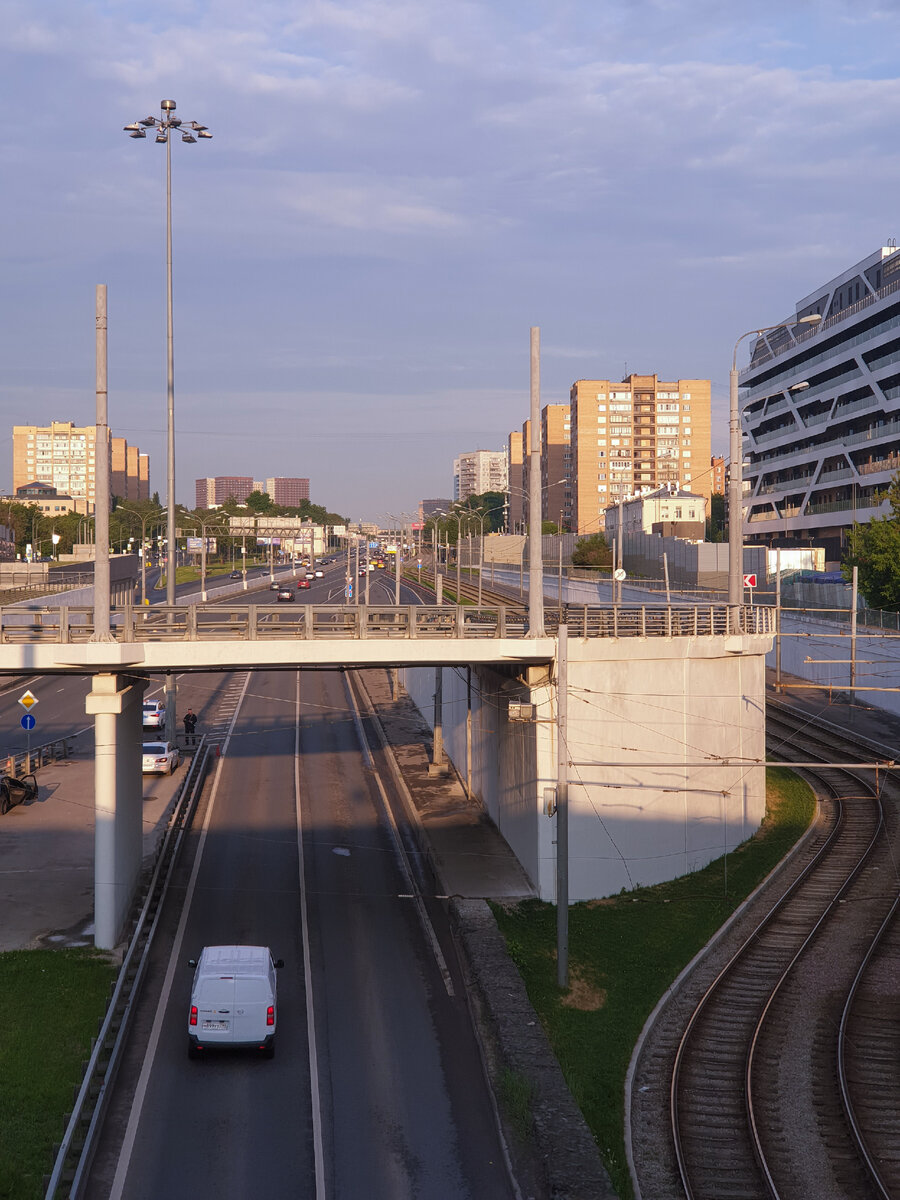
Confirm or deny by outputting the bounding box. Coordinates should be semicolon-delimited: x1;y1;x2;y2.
195;976;236;1042
233;976;271;1043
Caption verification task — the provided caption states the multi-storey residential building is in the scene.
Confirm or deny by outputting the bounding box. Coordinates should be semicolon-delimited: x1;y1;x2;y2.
453;449;508;502
569;375;711;535
265;477;310;506
540;404;572;530
195;476;256;508
507;431;524;533
711;456;726;495
741;244;900;564
12;422;148;514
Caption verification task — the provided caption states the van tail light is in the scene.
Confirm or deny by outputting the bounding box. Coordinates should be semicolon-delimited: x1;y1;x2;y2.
190;1005;198;1027
266;1005;275;1027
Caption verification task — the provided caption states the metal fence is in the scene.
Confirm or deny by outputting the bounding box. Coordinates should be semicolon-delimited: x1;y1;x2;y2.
0;602;777;644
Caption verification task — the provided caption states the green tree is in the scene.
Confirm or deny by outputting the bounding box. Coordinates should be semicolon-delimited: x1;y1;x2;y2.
844;477;900;609
706;493;725;542
572;533;611;568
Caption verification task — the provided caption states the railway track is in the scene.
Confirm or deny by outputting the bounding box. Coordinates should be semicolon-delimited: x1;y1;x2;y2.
631;702;900;1200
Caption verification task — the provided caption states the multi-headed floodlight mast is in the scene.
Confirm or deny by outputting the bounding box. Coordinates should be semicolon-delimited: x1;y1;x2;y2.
123;100;212;740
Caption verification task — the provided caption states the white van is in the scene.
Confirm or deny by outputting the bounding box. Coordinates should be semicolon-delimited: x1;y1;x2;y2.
187;945;284;1059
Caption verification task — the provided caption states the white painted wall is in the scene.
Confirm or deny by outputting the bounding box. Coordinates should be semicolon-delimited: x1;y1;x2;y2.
403;632;770;901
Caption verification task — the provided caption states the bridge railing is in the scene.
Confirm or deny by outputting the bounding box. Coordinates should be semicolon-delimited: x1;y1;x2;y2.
0;603;776;643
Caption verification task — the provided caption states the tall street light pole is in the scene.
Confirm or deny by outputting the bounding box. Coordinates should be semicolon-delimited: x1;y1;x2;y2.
528;327;544;635
125;100;212;738
728;314;821;615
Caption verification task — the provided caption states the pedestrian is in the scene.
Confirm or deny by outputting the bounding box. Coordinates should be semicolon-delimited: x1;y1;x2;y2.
183;708;197;746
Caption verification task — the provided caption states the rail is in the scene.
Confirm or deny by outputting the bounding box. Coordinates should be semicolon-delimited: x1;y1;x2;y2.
3;734;75;777
0;602;776;644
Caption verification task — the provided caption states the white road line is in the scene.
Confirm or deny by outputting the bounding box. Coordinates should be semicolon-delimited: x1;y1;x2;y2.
0;675;40;701
109;670;253;1199
295;671;327;1200
343;672;455;998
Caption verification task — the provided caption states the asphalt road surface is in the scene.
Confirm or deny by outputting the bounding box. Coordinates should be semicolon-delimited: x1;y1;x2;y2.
85;668;515;1199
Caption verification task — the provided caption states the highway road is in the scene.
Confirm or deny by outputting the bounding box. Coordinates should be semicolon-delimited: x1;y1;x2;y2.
85;666;515;1199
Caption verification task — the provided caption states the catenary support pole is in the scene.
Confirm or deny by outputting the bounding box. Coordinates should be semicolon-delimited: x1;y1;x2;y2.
851;565;858;714
528;327;544;634
775;549;782;693
556;623;569;988
92;285;112;641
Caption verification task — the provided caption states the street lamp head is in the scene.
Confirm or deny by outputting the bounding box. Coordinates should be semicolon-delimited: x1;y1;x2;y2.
139;116;156;127
129;129;147;139
123;123;141;132
155;131;167;143
197;131;213;139
181;133;197;143
797;314;822;325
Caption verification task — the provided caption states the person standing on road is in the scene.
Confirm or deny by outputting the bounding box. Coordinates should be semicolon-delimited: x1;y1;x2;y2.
183;708;197;746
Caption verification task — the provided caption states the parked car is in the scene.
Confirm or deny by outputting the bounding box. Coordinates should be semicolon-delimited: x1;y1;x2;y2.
0;773;37;815
142;741;180;775
297;578;311;589
277;588;295;602
142;699;165;729
188;945;284;1059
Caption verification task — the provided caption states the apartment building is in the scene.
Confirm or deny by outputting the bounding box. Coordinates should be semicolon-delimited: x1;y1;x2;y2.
195;476;256;508
711;456;726;495
569;375;712;536
507;432;524;533
741;244;900;564
265;477;310;506
12;422;149;514
453;449;508;502
540;404;572;530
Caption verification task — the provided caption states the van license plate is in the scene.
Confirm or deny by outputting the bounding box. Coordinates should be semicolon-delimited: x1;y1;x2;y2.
202;1021;228;1031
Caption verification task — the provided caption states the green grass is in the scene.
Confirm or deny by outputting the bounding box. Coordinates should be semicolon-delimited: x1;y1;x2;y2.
491;767;816;1199
0;949;118;1199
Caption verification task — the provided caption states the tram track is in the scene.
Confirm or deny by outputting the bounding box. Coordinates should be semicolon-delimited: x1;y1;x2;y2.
631;700;900;1200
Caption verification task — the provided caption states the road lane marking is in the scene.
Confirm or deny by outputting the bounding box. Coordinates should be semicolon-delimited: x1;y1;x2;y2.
110;670;253;1198
295;671;327;1200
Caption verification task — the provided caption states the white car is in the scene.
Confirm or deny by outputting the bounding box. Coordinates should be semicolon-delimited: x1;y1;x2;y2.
142;741;180;775
188;945;284;1059
142;699;165;729
314;569;324;578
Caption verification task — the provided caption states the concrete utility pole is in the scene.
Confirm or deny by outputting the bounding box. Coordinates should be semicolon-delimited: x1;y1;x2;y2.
528;327;544;635
92;285;112;642
556;623;569;987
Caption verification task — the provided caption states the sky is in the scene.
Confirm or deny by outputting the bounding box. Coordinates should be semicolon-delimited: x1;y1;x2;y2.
1;0;899;522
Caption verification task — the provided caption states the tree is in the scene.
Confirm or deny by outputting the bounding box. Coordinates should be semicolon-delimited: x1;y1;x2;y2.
572;533;611;567
844;476;900;609
541;520;559;535
706;493;725;542
245;490;275;513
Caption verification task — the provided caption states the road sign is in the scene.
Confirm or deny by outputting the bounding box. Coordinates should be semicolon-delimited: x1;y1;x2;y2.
613;568;627;582
743;574;758;588
18;689;38;711
20;714;36;731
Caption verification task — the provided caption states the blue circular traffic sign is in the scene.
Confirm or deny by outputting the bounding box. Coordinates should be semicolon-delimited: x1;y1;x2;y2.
20;714;36;731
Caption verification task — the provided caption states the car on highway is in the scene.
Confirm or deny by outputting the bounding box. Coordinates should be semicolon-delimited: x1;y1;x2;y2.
269;580;281;590
276;588;295;602
304;571;316;580
0;772;37;815
142;699;165;729
314;569;324;578
229;570;241;579
187;944;284;1059
142;741;180;775
297;578;311;589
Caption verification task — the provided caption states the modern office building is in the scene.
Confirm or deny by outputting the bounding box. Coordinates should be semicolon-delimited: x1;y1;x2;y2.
419;498;452;524
569;375;712;535
265;477;310;506
540;404;572;530
195;476;256;508
453;449;508;502
741;243;900;564
12;422;148;514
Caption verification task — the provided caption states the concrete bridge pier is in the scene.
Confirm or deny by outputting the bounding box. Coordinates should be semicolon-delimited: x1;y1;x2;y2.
85;673;146;949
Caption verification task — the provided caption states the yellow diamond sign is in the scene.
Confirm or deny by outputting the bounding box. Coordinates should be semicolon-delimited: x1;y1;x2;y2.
18;690;38;711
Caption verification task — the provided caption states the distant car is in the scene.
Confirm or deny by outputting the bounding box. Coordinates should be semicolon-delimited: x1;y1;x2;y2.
142;699;165;729
230;570;241;579
269;580;281;590
297;578;311;589
0;773;37;815
305;571;316;580
142;741;180;775
277;588;295;602
314;569;324;578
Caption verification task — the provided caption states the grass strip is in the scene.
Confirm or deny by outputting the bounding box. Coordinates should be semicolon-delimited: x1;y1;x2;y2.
491;766;815;1199
0;948;118;1199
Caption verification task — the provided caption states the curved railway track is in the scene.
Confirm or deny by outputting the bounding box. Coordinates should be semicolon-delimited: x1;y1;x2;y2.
630;703;900;1200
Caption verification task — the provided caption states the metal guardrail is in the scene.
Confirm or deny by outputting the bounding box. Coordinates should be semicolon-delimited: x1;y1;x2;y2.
0;602;777;643
3;735;75;777
45;739;212;1199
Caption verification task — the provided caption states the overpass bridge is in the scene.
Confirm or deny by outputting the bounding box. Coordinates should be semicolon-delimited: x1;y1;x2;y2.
0;600;776;948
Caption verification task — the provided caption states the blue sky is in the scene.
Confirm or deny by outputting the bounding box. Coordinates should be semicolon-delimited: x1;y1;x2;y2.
1;0;898;520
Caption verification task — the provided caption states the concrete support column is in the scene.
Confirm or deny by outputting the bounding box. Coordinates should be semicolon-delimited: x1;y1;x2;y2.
86;673;146;949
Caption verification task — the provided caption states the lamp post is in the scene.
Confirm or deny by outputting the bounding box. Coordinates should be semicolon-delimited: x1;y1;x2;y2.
728;315;821;613
124;100;212;736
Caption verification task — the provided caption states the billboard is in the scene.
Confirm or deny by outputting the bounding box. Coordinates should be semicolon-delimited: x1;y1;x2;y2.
186;537;217;553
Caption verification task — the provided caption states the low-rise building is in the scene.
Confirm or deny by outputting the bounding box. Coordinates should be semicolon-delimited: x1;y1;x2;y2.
604;485;707;541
